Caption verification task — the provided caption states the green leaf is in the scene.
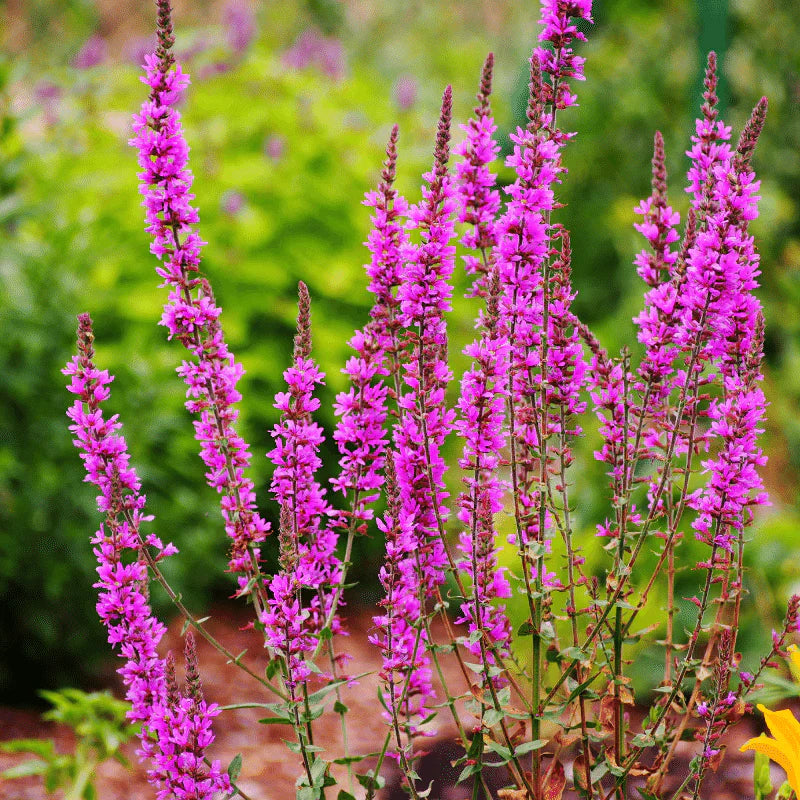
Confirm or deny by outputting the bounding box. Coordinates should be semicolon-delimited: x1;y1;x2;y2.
306;676;363;706
333;701;348;715
228;649;248;664
337;792;357;800
258;716;294;725
332;753;378;765
513;739;548;755
466;731;484;760
377;687;390;713
299;706;325;724
0;739;57;758
467;629;483;644
484;740;511;761
590;761;609;783
561;646;589;661
753;751;773;800
266;660;281;680
284;740;324;755
631;733;655;748
355;771;385;791
457;762;482;783
483;707;505;727
227;753;243;782
297;786;316;800
546;647;562;663
563;670;600;705
2;757;50;779
776;780;793;800
310;757;328;787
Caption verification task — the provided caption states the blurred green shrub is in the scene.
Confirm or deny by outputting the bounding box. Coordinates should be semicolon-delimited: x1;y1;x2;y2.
0;688;137;799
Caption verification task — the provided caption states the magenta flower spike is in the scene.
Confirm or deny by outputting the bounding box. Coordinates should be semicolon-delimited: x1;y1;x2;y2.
330;323;390;532
454;273;513;669
264;284;343;682
633;132;681;290
370;453;436;742
373;87;459;733
682;106;770;552
363;124;410;376
535;0;593;114
630;132;684;497
129;0;269;598
64;314;229;799
453;53;501;299
686;53;733;218
329;129;410;533
394;85;458;585
494;61;570;579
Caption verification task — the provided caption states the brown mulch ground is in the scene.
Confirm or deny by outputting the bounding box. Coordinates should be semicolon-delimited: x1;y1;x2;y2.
0;606;782;800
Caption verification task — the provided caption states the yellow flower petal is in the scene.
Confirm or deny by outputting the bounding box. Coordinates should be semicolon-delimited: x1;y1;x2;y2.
760;704;800;757
740;733;800;796
789;644;800;678
741;706;800;797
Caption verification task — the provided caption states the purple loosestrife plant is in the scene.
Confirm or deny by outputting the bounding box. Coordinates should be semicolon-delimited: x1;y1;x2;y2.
65;2;796;798
263;284;346;697
130;0;270;606
64;314;229;800
453;53;501;299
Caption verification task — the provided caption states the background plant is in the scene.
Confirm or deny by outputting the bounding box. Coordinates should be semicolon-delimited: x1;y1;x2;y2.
0;688;138;800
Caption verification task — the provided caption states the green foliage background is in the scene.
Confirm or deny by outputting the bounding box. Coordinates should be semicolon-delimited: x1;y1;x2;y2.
0;0;798;704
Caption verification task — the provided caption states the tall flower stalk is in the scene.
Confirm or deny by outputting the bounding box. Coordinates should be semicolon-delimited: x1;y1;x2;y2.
65;314;229;800
453;53;501;299
130;0;270;607
493;1;593;785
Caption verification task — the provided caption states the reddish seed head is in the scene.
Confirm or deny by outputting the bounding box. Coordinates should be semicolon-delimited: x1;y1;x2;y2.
165;651;180;707
381;124;399;188
735;97;768;172
701;51;718;123
76;313;95;365
651;131;668;206
433;85;453;179
184;630;203;704
476;53;494;115
294;281;312;360
526;55;546;132
155;0;176;71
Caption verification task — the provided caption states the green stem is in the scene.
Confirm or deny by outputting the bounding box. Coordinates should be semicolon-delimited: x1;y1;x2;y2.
544;298;713;710
365;730;394;800
133;519;286;699
64;749;94;800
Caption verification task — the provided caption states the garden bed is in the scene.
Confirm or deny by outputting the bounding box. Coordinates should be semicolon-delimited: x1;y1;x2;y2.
0;606;774;800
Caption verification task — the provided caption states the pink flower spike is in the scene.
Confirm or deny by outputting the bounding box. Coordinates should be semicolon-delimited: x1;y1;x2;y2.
64;312;229;799
453;53;501;298
129;0;270;594
264;283;343;686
